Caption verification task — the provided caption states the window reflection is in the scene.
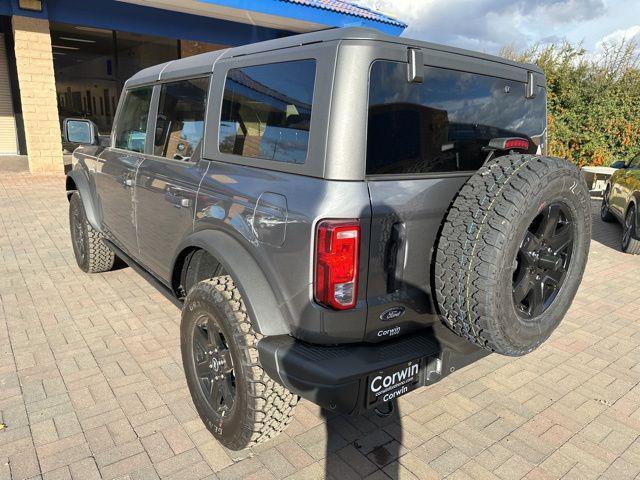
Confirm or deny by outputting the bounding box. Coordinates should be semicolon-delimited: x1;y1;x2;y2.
114;87;152;153
219;60;316;165
367;61;546;175
154;78;209;160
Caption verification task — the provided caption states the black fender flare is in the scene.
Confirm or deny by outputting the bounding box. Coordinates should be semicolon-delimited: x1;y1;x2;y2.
66;169;100;231
174;230;291;336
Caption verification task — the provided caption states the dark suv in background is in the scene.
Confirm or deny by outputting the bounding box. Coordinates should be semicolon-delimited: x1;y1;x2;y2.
602;153;640;254
64;27;591;450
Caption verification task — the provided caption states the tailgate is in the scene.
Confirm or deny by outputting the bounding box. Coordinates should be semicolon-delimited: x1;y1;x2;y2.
364;176;468;341
362;59;545;342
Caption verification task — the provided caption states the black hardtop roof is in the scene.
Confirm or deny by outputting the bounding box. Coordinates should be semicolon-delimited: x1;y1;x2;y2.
126;27;542;87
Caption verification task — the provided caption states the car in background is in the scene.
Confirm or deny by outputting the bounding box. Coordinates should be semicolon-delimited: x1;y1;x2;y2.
601;153;640;254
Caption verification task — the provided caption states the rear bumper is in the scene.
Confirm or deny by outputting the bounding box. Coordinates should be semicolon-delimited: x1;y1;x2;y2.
257;328;488;415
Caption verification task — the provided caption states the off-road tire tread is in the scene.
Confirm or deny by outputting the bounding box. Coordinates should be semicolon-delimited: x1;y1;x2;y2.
69;192;115;273
188;276;298;449
434;154;591;356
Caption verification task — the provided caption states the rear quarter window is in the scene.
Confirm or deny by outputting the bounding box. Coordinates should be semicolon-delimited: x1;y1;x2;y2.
367;61;546;175
218;59;316;165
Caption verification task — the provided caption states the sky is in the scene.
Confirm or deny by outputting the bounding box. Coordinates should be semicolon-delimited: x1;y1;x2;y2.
358;0;640;54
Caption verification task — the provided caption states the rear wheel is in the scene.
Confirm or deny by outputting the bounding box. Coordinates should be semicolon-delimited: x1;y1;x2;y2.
435;155;591;356
622;206;640;255
181;276;298;450
69;192;115;273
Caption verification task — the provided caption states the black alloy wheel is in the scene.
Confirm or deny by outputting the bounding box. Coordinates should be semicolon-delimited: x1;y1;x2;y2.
191;313;236;418
623;207;635;250
181;276;298;450
601;191;612;221
435;154;591;356
601;195;608;218
512;202;575;319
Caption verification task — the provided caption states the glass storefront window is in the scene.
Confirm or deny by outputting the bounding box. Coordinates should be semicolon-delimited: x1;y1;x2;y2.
115;31;179;82
51;22;228;153
51;24;117;136
51;23;181;150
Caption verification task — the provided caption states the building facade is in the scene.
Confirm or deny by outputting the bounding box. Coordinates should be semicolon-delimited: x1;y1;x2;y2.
0;0;405;172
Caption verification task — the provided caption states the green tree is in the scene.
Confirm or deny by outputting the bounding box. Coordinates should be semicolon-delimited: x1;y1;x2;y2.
500;39;640;166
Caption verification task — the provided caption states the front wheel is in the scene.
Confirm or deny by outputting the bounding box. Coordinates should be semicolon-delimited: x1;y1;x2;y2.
180;276;298;450
69;192;115;273
622;206;640;255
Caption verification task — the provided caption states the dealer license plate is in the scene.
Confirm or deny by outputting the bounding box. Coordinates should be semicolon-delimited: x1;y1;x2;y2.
366;359;421;405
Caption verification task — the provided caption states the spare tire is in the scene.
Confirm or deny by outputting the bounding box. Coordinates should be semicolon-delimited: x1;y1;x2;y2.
435;155;591;356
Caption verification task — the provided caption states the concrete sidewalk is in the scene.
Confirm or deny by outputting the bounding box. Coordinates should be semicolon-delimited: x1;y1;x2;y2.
1;174;640;480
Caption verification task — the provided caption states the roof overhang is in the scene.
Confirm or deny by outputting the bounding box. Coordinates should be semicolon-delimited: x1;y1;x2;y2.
116;0;404;35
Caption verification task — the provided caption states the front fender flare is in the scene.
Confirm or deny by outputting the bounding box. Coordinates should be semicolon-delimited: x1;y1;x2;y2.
66;169;100;231
174;230;290;336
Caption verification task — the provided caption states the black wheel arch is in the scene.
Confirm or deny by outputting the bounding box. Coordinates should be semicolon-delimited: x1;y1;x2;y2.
171;230;291;337
66;169;101;232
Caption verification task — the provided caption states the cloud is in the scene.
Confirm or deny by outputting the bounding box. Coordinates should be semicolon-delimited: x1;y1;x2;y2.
358;0;607;52
596;24;640;50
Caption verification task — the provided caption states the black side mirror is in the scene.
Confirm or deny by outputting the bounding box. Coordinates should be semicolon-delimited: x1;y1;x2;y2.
611;160;627;169
63;118;99;146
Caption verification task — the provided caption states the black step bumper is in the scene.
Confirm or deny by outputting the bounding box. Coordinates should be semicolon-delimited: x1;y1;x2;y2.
257;327;488;415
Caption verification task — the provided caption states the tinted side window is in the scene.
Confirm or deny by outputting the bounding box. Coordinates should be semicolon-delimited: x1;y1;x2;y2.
367;61;547;175
219;60;316;165
154;78;209;160
114;87;153;153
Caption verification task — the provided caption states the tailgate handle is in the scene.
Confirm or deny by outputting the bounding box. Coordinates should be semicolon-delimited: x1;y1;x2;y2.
386;222;407;293
526;71;537;99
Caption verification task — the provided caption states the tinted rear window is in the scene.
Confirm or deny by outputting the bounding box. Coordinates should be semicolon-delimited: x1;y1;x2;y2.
219;60;316;165
367;61;546;175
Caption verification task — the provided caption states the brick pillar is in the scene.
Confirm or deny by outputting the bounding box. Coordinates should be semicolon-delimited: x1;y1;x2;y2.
12;16;63;174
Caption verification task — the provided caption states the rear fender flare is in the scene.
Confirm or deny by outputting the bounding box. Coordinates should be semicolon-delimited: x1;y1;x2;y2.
174;230;290;336
66;169;100;231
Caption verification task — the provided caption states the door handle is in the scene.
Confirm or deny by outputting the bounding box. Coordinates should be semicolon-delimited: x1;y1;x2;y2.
166;186;192;208
124;178;134;187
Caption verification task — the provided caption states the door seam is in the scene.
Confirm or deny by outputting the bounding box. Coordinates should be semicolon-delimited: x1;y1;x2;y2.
193;160;211;231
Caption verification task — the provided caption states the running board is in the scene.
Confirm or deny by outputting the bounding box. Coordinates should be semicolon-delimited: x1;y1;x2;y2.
104;240;183;309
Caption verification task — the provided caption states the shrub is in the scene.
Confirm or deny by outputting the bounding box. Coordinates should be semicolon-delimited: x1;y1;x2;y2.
500;39;640;166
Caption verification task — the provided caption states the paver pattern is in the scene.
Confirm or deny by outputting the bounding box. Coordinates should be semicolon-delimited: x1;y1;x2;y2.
1;173;640;480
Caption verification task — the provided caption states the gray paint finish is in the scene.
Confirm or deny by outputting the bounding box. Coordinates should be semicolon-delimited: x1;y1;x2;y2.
66;27;548;345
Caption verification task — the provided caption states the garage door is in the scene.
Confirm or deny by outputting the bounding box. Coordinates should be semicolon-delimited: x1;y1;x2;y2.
0;36;18;155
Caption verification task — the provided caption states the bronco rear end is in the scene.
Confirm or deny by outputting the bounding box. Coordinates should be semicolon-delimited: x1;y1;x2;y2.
259;34;561;415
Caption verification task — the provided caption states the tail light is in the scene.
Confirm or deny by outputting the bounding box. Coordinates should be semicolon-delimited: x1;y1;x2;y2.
488;137;530;152
315;220;360;310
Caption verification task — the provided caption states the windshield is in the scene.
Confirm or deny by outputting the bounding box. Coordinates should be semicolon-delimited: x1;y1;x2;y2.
367;61;546;175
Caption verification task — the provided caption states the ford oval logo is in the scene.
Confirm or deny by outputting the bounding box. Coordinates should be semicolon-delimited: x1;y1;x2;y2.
380;306;405;321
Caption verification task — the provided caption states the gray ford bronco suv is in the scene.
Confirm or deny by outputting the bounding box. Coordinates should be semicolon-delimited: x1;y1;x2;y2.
64;27;591;450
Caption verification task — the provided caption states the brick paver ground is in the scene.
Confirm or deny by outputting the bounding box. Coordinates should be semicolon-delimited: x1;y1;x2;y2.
1;173;640;480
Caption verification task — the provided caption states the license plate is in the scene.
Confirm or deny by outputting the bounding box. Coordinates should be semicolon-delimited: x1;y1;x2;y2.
367;359;421;405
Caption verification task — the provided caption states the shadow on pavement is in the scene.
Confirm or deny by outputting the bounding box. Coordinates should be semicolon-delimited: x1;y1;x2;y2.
324;401;402;479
